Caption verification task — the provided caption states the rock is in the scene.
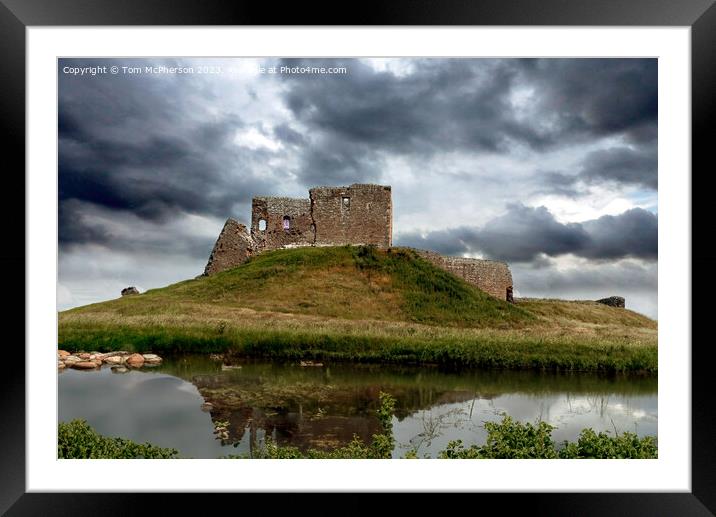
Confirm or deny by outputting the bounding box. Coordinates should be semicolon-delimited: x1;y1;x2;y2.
93;359;103;367
71;361;99;370
78;353;91;360
200;402;213;412
121;286;139;296
110;366;129;374
125;353;145;367
58;361;66;369
300;361;323;367
142;354;162;364
103;356;124;365
596;296;625;308
97;351;129;360
63;355;81;364
58;350;70;359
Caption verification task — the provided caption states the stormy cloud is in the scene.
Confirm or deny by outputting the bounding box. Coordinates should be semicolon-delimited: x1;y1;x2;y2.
277;58;657;186
579;145;657;189
58;57;658;317
59;58;284;248
395;204;657;263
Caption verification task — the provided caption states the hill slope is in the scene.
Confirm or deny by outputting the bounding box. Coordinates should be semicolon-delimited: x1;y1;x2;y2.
59;246;657;372
65;246;533;328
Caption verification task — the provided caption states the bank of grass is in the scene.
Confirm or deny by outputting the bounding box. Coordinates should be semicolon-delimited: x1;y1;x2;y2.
59;246;657;373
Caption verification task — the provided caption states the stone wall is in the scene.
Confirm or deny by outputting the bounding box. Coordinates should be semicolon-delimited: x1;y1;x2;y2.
415;250;513;301
310;184;392;248
596;296;625;308
251;197;314;252
204;219;255;275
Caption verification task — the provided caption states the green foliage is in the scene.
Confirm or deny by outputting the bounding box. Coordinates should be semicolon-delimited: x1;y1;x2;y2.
58;420;178;459
558;428;658;459
479;416;559;458
438;415;657;459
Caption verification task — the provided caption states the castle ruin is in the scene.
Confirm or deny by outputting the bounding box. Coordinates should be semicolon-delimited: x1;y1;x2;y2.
204;183;514;301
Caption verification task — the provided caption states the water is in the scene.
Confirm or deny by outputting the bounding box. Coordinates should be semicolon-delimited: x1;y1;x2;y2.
58;355;657;458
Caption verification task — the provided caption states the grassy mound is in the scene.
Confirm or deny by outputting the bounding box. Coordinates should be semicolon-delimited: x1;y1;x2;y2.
66;246;531;327
59;246;657;372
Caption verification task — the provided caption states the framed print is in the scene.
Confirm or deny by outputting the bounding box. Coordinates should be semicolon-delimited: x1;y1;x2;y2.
2;0;714;514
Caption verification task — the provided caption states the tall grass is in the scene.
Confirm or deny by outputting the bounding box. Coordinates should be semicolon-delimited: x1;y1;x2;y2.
59;319;656;373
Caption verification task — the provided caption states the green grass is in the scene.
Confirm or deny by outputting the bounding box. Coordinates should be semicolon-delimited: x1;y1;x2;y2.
59;245;657;373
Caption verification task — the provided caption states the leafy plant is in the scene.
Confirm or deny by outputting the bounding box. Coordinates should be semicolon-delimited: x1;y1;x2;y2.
438;414;657;459
58;420;178;459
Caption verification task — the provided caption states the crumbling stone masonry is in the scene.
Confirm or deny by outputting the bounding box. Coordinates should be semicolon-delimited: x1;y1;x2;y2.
203;184;514;301
596;296;625;308
204;219;255;276
251;197;314;252
415;250;513;301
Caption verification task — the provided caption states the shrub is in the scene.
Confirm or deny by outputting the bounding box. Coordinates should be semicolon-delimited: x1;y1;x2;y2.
58;420;178;459
437;415;657;459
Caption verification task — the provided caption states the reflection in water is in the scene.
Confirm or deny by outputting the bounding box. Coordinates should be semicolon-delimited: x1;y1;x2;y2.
58;355;657;458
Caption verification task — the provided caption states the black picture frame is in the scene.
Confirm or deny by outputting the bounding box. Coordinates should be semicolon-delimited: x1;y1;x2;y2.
2;0;713;514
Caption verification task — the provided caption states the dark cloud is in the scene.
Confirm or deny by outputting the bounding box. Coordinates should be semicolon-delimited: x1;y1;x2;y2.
519;59;657;144
277;58;657;184
60;57;658;249
59;199;216;260
579;146;657;189
535;171;583;198
59;58;269;248
474;204;591;261
533;144;657;198
395;204;657;262
581;208;658;260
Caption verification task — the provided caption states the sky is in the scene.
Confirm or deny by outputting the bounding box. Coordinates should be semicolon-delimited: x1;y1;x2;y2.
58;57;658;318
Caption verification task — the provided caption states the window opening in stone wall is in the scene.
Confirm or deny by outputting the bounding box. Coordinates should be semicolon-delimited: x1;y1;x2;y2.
342;196;350;208
283;216;291;231
258;219;267;231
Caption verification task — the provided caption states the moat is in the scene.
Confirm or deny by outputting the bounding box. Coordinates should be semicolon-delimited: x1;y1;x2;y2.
58;355;657;458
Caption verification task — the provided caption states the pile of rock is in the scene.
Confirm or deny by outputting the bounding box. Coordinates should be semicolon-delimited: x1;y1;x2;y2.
58;350;163;371
596;296;626;308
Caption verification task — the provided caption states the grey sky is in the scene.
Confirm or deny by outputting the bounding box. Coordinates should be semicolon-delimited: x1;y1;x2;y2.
58;57;657;318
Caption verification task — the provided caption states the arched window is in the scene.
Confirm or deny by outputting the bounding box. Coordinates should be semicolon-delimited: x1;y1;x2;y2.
258;219;267;231
283;216;291;231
